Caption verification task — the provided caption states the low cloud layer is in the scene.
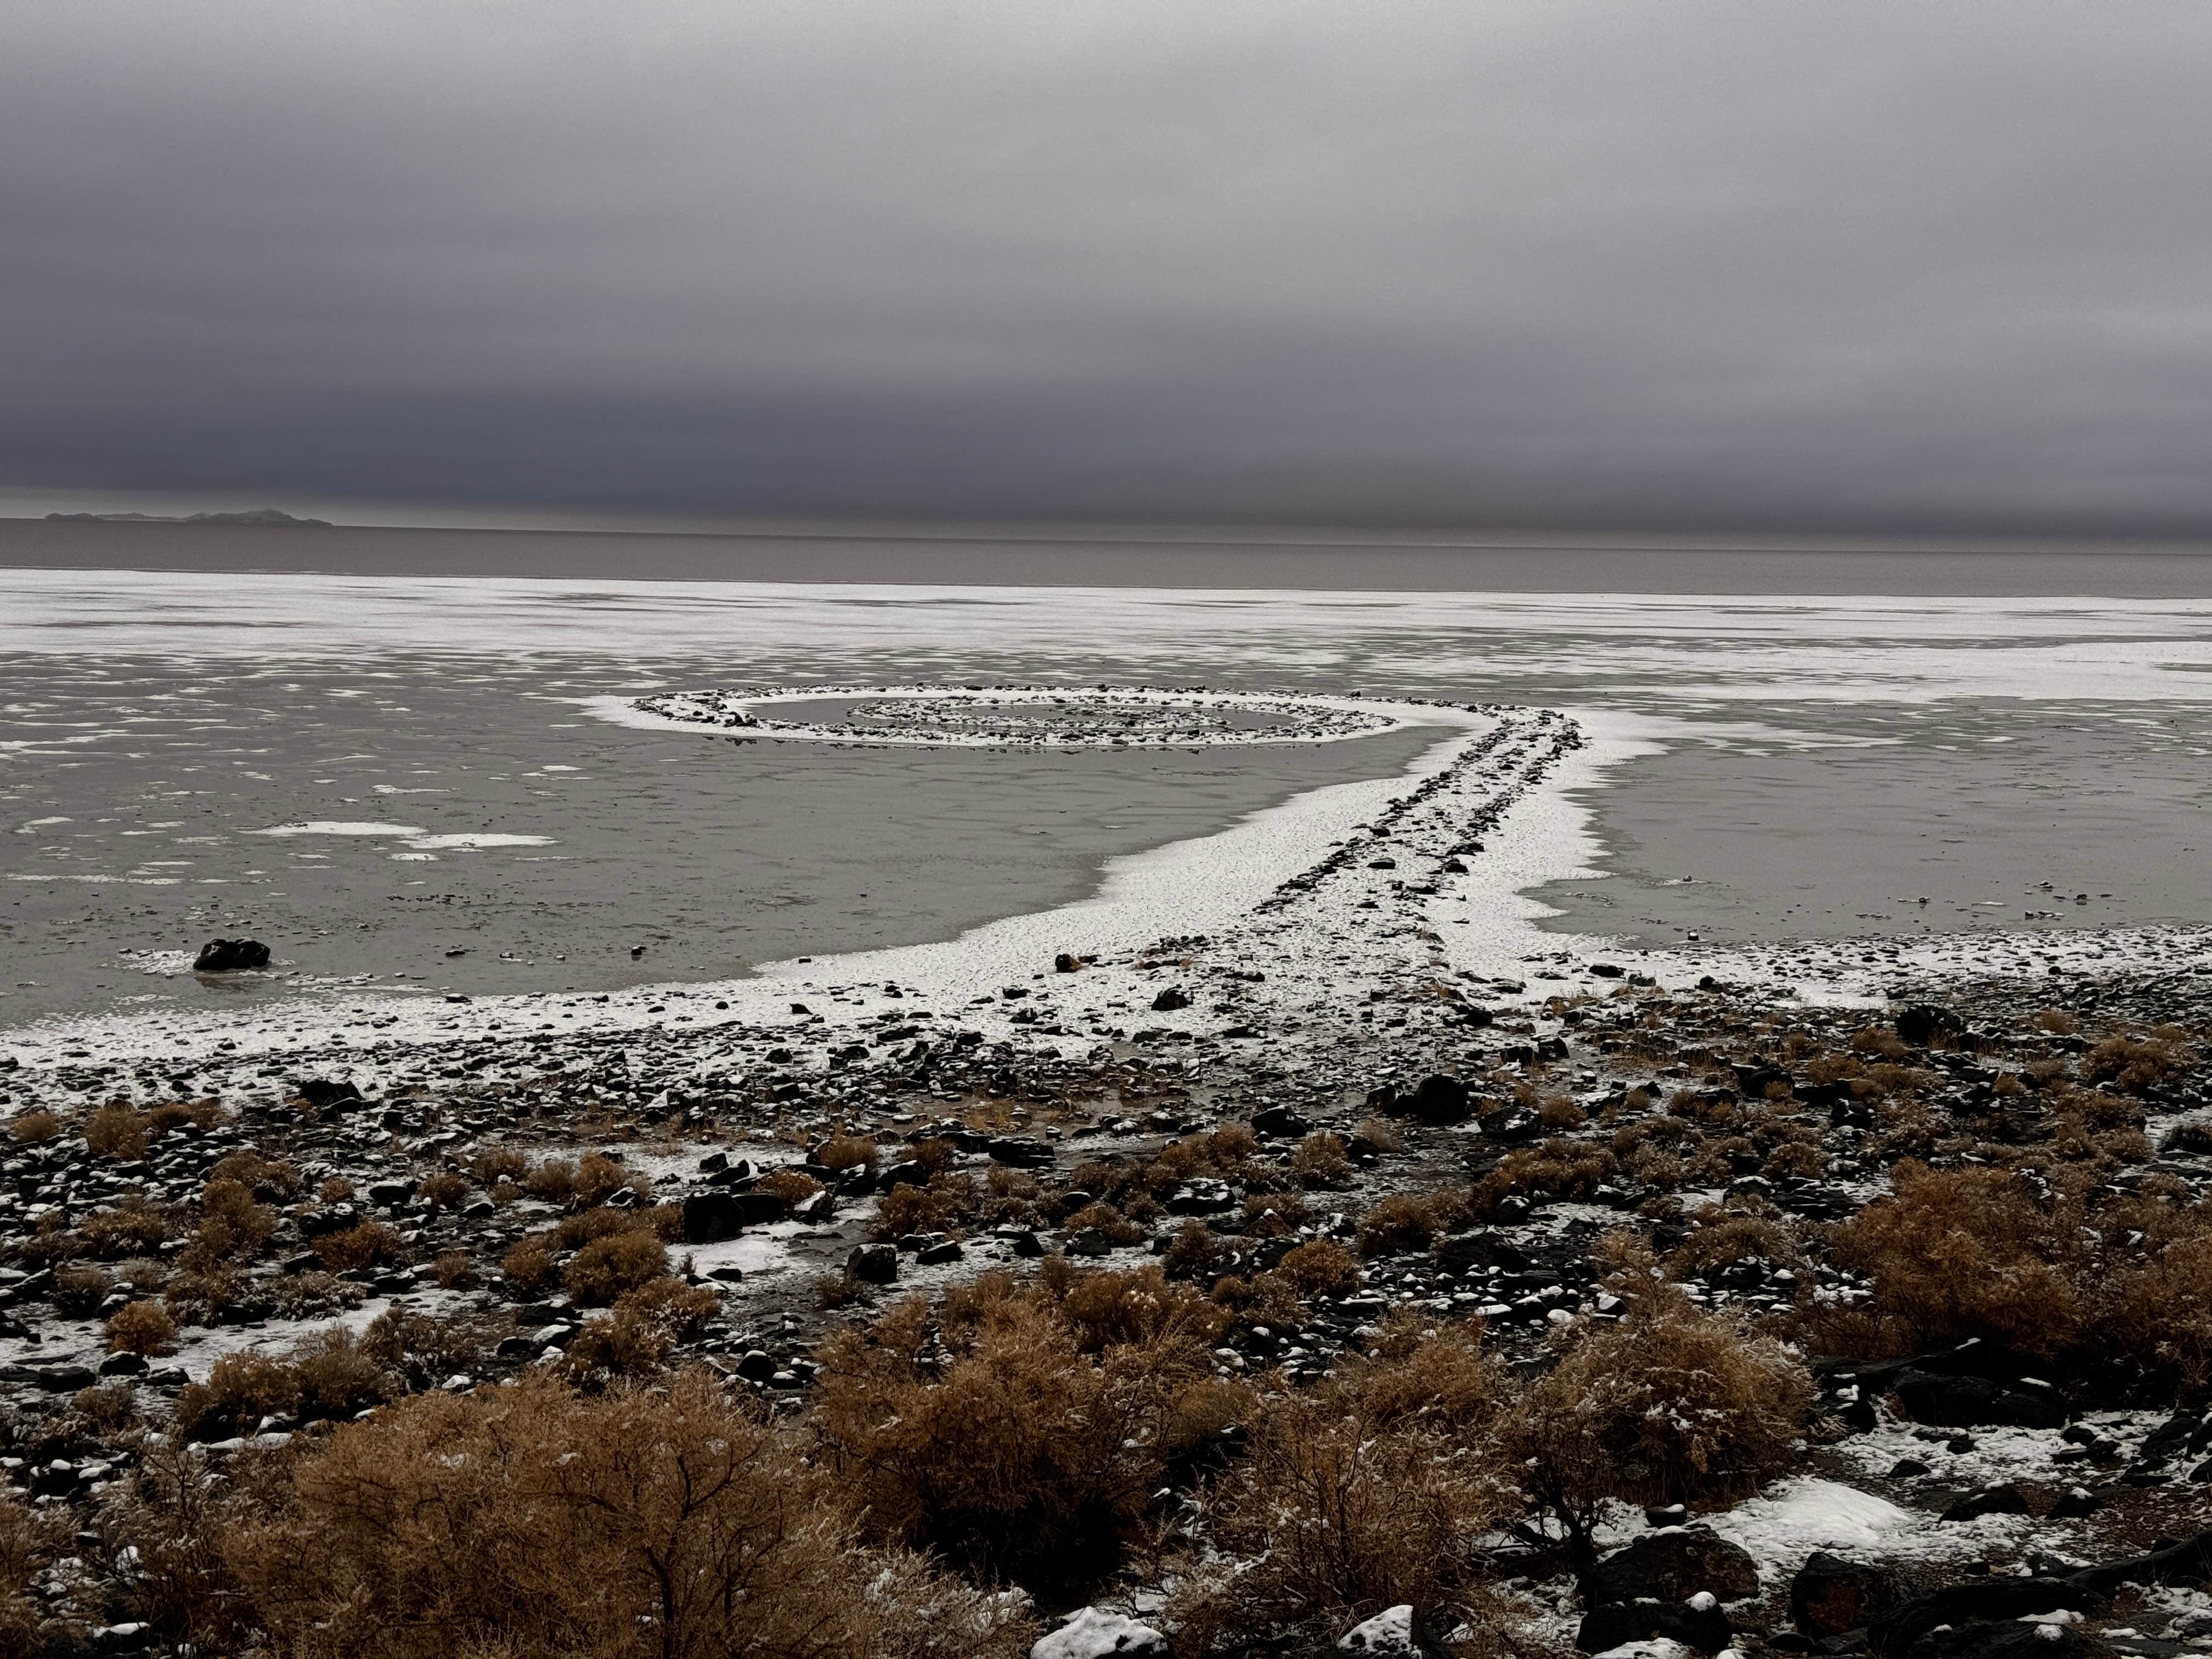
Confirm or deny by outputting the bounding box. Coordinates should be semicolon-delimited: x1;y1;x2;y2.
7;2;2212;533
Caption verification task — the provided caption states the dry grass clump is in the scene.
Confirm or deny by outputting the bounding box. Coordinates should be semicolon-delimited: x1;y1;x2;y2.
871;1172;975;1239
208;1149;301;1199
2106;1223;2212;1393
0;1490;60;1654
1826;1160;2083;1358
811;1269;1220;1595
1240;1189;1311;1239
1173;1316;1510;1649
1064;1201;1146;1245
468;1146;528;1187
78;1196;173;1258
1356;1188;1468;1257
86;1102;150;1159
312;1220;404;1273
816;1134;878;1172
755;1167;823;1210
8;1109;61;1143
615;1274;721;1338
2083;1029;2193;1096
54;1263;111;1316
558;1307;673;1383
418;1170;469;1210
501;1237;557;1294
1667;1199;1803;1278
1506;1270;1812;1567
106;1298;179;1355
525;1156;578;1203
174;1329;396;1442
1162;1220;1226;1280
1471;1138;1617;1216
1289;1131;1352;1187
190;1372;1037;1659
184;1177;277;1269
573;1152;631;1209
563;1229;668;1305
1273;1238;1361;1300
431;1250;477;1290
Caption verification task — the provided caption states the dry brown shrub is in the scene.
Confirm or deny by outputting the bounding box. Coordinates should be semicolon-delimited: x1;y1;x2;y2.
909;1136;959;1175
564;1230;668;1306
1053;1264;1227;1354
2083;1032;2193;1096
525;1156;577;1203
1539;1094;1588;1130
1826;1160;2083;1358
318;1175;356;1204
176;1351;302;1442
86;1102;150;1159
816;1134;878;1172
1150;1125;1260;1185
419;1170;469;1209
1668;1200;1803;1277
2034;1007;2080;1035
1063;1201;1146;1245
573;1153;630;1209
75;1378;142;1432
811;1286;1214;1595
558;1307;672;1382
431;1250;477;1290
186;1177;276;1266
468;1146;528;1187
162;1263;240;1324
148;1102;196;1135
0;1489;60;1654
218;1372;1037;1659
78;1196;172;1258
1290;1131;1352;1187
54;1263;110;1315
552;1204;654;1248
1356;1188;1466;1258
1354;1116;1404;1152
1161;1220;1224;1280
1852;1025;1910;1060
1472;1138;1617;1216
1241;1189;1311;1238
1274;1238;1360;1300
870;1172;974;1239
615;1275;723;1339
1173;1317;1510;1650
312;1220;403;1273
208;1149;301;1199
2104;1220;2212;1393
291;1329;397;1421
755;1167;823;1210
1507;1279;1811;1567
107;1298;179;1355
501;1236;557;1294
8;1109;60;1143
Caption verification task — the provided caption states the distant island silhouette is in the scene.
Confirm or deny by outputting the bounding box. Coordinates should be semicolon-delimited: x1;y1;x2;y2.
45;508;332;527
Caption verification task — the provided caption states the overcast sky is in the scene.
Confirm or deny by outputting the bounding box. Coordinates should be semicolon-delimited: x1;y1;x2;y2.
5;2;2212;534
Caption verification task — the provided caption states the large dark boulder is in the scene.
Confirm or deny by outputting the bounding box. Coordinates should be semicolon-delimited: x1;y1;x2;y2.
846;1244;899;1284
1874;1580;2109;1653
681;1190;783;1244
194;938;270;972
1904;1622;2111;1659
1792;1553;1901;1638
1894;1005;1967;1048
1578;1598;1734;1654
1589;1528;1760;1605
1892;1368;2067;1430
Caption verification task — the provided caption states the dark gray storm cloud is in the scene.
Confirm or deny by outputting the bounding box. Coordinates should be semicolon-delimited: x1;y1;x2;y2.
6;1;2212;532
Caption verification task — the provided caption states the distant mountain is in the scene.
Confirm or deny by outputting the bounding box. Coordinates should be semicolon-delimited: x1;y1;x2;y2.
44;508;334;527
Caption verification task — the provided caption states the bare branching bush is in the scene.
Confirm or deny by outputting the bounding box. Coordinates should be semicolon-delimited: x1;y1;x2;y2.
204;1372;1037;1659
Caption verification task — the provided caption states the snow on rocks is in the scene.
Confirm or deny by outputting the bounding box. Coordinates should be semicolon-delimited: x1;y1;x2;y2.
1031;1606;1169;1659
1338;1603;1419;1651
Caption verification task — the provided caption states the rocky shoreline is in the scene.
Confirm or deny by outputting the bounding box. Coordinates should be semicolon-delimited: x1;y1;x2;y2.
0;927;2202;1655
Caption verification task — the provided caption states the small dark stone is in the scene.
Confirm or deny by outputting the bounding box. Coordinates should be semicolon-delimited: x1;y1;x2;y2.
1150;986;1191;1012
681;1190;783;1244
1792;1553;1900;1638
1942;1483;2034;1523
